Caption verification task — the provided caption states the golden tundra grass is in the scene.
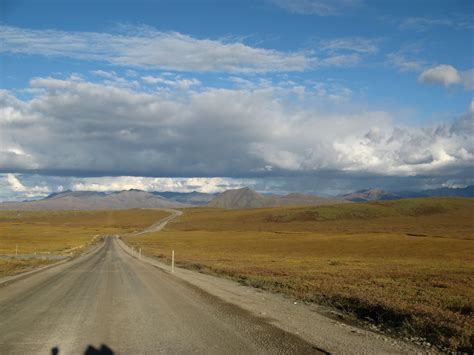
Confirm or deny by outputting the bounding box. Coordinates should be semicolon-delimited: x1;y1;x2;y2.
0;209;169;277
124;198;474;351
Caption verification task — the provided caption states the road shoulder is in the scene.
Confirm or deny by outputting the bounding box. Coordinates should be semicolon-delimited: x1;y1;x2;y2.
0;238;106;288
117;237;427;354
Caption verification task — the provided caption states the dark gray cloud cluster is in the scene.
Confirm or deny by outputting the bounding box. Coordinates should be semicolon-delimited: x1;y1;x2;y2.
1;77;473;182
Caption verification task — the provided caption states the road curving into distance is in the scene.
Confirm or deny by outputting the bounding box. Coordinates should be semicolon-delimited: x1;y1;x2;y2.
0;236;322;354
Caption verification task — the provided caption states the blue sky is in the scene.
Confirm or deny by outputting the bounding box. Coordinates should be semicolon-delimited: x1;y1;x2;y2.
0;0;473;200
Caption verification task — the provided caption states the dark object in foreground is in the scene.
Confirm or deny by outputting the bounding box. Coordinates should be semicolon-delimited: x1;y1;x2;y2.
51;345;114;354
85;344;114;354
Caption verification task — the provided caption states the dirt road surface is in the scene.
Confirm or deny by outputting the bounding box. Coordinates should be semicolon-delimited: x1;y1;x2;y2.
0;237;322;354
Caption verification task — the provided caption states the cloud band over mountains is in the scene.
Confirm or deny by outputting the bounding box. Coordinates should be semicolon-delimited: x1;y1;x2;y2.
1;76;472;180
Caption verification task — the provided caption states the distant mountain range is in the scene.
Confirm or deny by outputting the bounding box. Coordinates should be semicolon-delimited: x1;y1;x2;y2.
0;185;472;210
340;186;474;202
207;187;349;209
397;185;474;198
0;190;189;210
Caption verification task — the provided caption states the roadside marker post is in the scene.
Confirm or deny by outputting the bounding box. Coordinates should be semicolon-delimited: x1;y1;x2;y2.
16;244;18;256
139;248;141;260
171;250;175;273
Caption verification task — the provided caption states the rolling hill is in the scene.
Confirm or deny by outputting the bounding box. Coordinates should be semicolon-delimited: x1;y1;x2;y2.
207;187;349;209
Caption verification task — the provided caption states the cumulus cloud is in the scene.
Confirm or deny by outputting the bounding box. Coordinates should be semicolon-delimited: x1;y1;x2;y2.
0;76;472;180
333;115;474;175
5;174;50;198
418;65;461;86
418;65;473;89
0;25;312;73
270;0;361;16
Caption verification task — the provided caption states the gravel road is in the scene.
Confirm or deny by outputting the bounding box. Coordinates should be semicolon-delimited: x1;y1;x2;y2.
0;237;321;354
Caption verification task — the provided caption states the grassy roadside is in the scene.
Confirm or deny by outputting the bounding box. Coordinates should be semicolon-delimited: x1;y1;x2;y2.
124;198;474;352
0;209;170;277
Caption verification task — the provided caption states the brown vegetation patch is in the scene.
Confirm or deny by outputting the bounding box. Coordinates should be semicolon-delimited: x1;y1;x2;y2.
0;209;170;277
124;198;474;351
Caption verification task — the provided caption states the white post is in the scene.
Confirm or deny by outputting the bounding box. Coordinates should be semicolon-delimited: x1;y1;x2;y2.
16;244;18;256
138;248;141;260
171;250;175;273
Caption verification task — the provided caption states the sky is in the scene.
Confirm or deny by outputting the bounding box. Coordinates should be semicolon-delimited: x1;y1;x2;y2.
0;0;473;200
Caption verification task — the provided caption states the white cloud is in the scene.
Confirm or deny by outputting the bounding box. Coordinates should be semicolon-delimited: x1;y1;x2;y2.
0;25;312;73
399;15;473;31
5;174;50;198
387;53;426;72
418;65;461;86
142;76;201;90
91;70;118;79
319;53;361;67
399;17;454;31
311;37;378;67
6;174;26;192
270;0;361;16
0;25;379;72
461;69;474;90
91;70;140;88
0;76;472;179
320;37;379;54
418;65;473;89
313;82;353;102
71;177;254;194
